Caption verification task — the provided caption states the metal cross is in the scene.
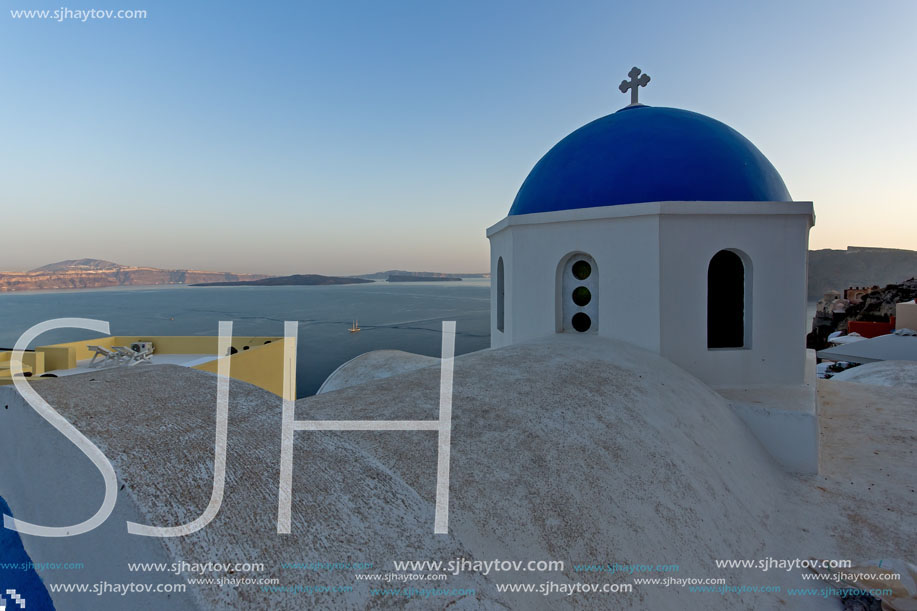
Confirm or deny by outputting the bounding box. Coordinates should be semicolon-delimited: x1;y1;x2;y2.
619;67;650;106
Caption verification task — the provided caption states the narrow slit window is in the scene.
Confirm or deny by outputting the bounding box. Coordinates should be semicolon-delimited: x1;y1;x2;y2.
496;257;505;332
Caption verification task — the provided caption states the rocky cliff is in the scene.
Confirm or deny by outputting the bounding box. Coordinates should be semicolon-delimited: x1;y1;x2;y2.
808;246;917;300
0;259;268;292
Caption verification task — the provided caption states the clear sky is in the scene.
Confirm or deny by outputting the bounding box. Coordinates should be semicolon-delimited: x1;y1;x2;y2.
1;0;915;275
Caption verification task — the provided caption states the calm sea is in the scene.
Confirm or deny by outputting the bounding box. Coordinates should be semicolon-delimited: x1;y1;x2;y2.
0;279;491;397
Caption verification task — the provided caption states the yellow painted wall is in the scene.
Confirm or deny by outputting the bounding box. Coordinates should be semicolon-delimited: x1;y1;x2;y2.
194;339;290;397
0;350;46;384
28;336;287;396
37;336;118;370
38;336;279;364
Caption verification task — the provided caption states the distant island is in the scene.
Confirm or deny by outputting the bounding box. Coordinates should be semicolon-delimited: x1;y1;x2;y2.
192;274;374;287
17;249;912;296
387;275;462;283
355;270;488;280
0;259;268;293
0;261;495;293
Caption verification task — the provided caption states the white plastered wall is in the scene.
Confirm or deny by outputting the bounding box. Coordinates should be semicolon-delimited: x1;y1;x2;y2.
489;201;814;388
657;202;814;387
488;206;662;352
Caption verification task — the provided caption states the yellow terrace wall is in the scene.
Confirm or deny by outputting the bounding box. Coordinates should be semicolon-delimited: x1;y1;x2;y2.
0;350;45;382
194;339;289;398
37;336;281;368
21;336;288;396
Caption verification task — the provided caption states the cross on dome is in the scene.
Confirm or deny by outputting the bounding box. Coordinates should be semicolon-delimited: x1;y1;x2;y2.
619;67;650;106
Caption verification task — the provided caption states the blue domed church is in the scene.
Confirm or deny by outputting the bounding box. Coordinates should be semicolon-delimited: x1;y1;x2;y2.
487;69;818;472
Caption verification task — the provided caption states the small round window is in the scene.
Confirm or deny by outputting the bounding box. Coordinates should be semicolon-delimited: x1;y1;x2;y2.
572;286;591;306
571;312;591;332
571;260;592;280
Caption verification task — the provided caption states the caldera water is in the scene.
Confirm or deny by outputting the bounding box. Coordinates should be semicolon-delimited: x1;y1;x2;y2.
0;279;491;397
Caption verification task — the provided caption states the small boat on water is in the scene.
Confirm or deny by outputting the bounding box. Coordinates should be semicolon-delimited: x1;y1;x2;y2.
349;319;361;333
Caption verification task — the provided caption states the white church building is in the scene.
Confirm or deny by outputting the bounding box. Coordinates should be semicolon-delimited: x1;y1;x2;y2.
488;68;819;472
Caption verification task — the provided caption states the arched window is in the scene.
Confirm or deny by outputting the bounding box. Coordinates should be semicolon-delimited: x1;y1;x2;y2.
496;257;505;333
560;253;598;333
707;250;748;348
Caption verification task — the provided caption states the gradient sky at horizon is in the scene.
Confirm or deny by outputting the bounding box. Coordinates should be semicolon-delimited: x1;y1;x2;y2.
2;0;915;275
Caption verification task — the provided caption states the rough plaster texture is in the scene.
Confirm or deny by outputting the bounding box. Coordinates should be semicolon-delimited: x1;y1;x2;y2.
811;379;916;561
317;350;438;395
1;367;496;610
830;360;917;391
0;335;913;610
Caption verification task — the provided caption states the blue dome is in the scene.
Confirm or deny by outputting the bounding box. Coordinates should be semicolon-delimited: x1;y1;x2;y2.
509;106;791;216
